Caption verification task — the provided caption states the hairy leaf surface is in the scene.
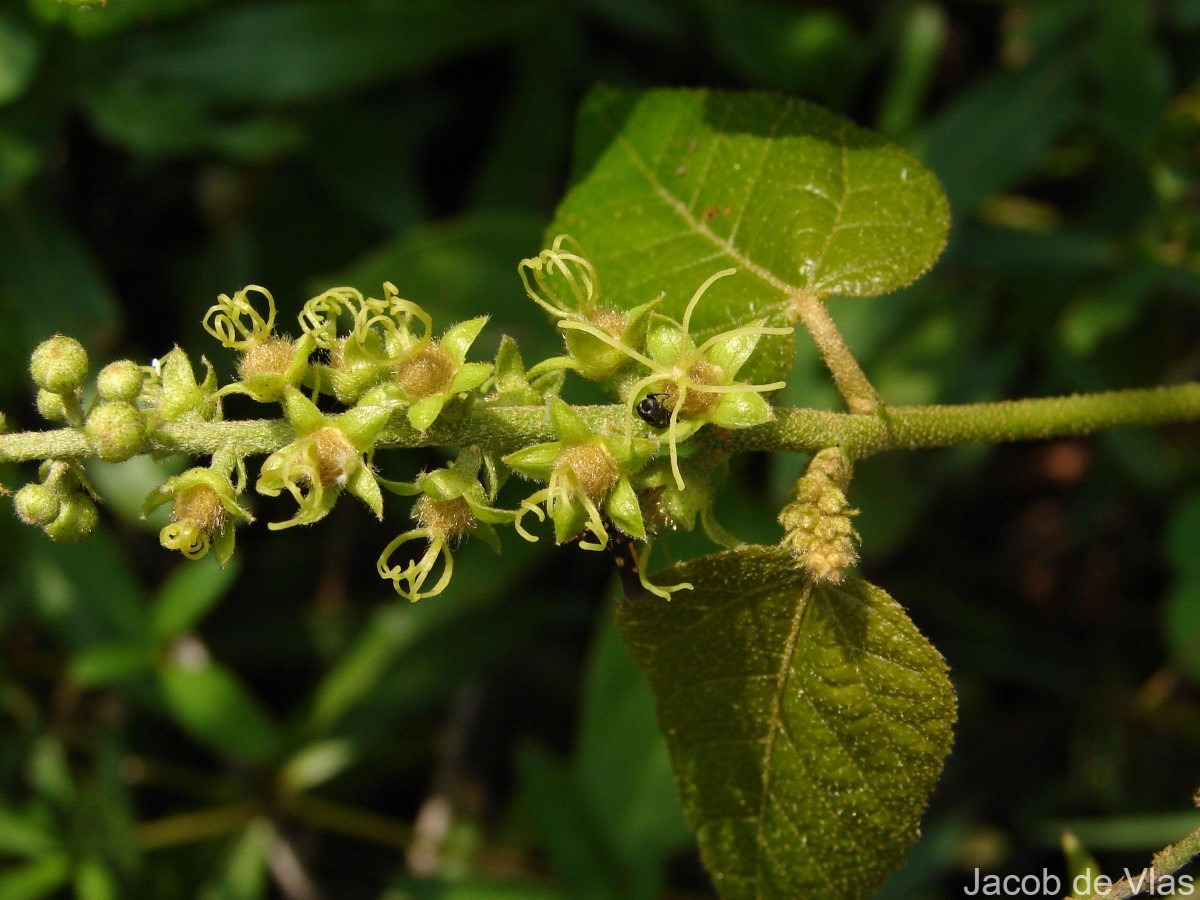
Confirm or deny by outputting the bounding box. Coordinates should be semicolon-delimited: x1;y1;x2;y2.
552;88;949;381
617;546;956;899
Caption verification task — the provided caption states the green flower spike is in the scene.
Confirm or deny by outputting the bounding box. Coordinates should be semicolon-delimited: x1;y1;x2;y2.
203;285;314;403
143;453;252;565
504;399;656;551
256;386;392;529
376;450;517;602
560;268;794;491
520;235;660;383
378;315;493;431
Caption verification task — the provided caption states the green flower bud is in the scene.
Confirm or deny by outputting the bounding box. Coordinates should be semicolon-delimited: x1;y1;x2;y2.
36;389;68;422
85;401;147;463
97;360;144;402
13;483;60;527
43;494;98;543
30;335;88;394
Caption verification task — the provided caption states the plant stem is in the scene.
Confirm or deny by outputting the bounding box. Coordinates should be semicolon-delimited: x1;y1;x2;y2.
136;802;263;850
1075;823;1200;899
2;382;1199;466
789;290;881;415
729;382;1200;459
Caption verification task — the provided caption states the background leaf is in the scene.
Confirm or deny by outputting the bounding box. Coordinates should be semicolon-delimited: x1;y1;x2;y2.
519;602;690;899
617;546;956;899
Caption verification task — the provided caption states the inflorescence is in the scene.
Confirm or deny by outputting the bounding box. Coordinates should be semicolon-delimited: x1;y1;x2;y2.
6;237;818;602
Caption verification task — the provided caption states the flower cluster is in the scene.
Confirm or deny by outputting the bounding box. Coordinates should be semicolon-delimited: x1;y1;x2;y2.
13;460;99;544
555;265;794;491
143;450;252;564
10;236;799;604
376;450;515;601
778;447;859;584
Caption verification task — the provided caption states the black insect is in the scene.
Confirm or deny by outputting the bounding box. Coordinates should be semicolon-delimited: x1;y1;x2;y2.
636;392;672;429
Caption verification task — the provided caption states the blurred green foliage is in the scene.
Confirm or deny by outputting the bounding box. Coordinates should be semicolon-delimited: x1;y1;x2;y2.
1;0;1199;897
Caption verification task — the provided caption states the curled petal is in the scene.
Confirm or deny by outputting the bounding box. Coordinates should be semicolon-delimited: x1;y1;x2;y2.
377;529;454;601
202;285;276;351
514;489;549;542
518;235;598;318
299;287;365;348
160;522;210;560
363;287;433;364
574;490;609;552
636;541;693;600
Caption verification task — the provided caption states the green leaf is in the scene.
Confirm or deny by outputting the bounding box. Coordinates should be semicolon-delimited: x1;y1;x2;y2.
0;206;120;387
520;601;692;899
617;546;956;899
916;58;1081;212
575;604;691;885
551;88;949;380
517;744;616;897
1086;0;1170;154
0;808;59;858
199;822;273;900
159;659;283;765
73;859;119;900
115;0;545;105
28;739;74;810
151;555;241;642
0;15;39;106
0;854;71;900
71;642;156;687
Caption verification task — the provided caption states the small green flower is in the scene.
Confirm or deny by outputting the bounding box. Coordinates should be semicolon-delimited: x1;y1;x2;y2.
255;386;392;529
300;283;427;403
504;399;656;551
374;316;493;431
145;347;219;425
519;235;660;383
376;450;516;602
143;456;253;565
488;335;562;406
203;285;313;403
203;284;276;350
560;268;793;490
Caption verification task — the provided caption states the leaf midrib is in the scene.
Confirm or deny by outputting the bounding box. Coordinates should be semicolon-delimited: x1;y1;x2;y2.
597;94;807;303
754;576;812;899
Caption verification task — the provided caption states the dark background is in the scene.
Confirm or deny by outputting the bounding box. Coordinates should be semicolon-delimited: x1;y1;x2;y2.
1;1;1199;897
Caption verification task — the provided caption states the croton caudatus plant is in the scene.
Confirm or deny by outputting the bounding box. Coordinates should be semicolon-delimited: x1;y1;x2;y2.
5;88;1200;899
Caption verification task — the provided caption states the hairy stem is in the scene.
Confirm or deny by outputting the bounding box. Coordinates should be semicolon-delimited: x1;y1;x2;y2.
1074;823;1200;899
727;382;1200;459
2;383;1199;466
790;290;881;415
